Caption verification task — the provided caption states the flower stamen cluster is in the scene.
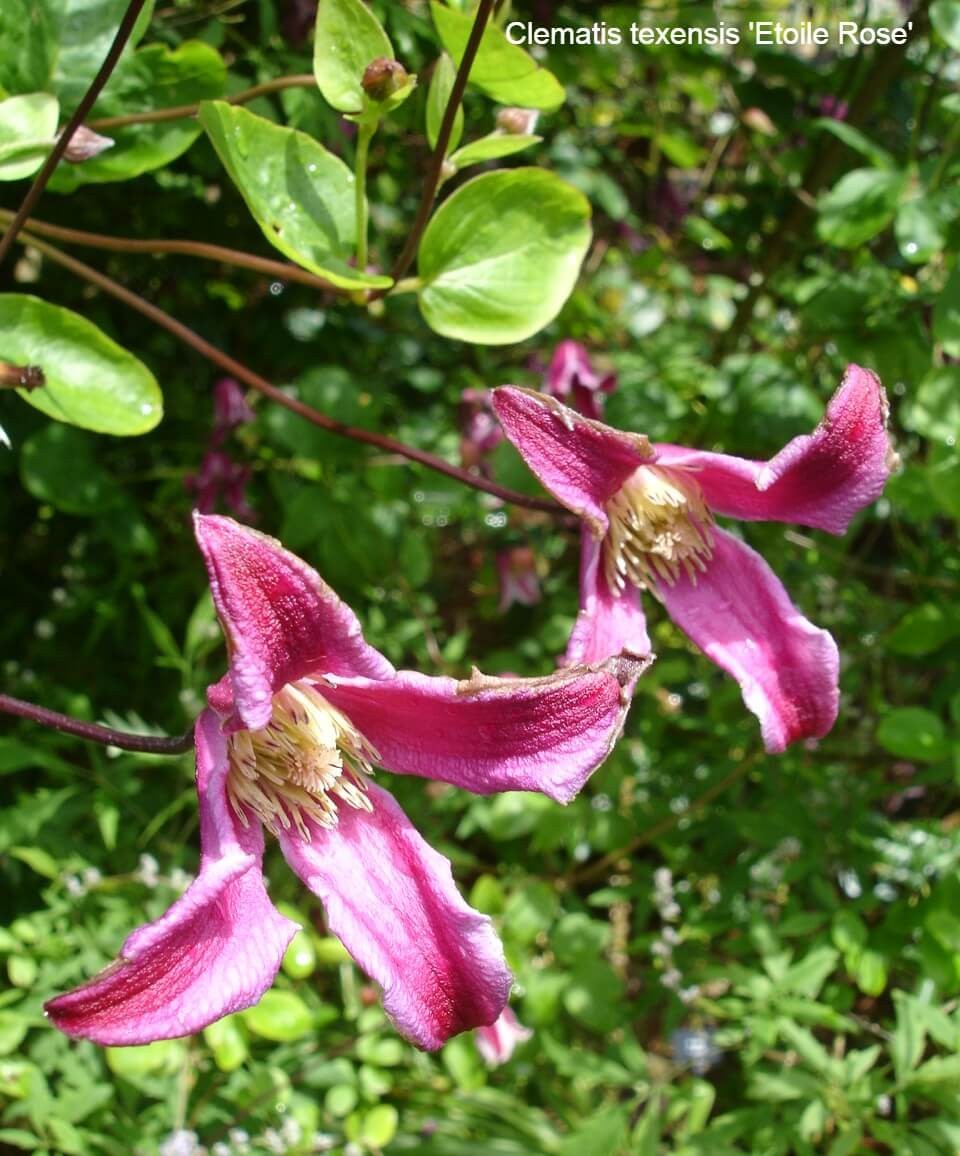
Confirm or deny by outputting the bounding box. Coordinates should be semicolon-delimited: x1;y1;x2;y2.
604;465;714;593
227;681;378;839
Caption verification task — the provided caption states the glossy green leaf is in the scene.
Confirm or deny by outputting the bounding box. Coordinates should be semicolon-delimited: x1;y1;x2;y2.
933;263;960;357
0;93;58;181
431;3;565;111
313;0;392;113
931;0;960;50
199;102;391;291
418;168;591;344
817;168;905;248
426;52;463;153
0;0;58;94
20;424;125;515
876;708;949;762
242;989;313;1041
0;295;162;435
51;0;155;109
50;41;226;191
895;198;945;264
449;131;541;170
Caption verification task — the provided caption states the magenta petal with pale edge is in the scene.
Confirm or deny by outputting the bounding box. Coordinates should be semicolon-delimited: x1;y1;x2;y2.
492;387;652;535
653;365;892;535
564;530;651;666
277;783;511;1050
44;712;298;1045
657;529;839;753
194;513;395;729
320;659;644;805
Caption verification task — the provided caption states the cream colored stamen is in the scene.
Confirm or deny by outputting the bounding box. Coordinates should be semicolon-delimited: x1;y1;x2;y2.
227;681;379;839
603;465;714;593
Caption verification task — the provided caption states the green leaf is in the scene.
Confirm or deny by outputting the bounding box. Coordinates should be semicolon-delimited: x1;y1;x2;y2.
51;42;227;191
0;0;58;94
9;846;58;879
313;0;392;113
896;198;945;264
876;708;949;762
908;1053;960;1086
905;367;960;442
203;1015;248;1072
449;132;541;170
418;167;591;344
242;989;313;1041
892;992;926;1081
20;425;125;515
931;0;960;50
0;94;58;181
817;168;905;248
559;1109;628;1155
426;53;463;153
854;950;888;997
431;3;565;111
0;295;162;435
933;263;960;358
105;1039;182;1081
199;102;391;291
811;119;895;169
361;1105;399;1148
51;0;155;109
888;602;960;656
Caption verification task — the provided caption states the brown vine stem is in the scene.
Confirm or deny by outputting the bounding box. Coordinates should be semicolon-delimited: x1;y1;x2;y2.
0;694;194;755
386;0;496;286
18;230;562;515
0;210;340;293
0;0;150;268
87;73;317;131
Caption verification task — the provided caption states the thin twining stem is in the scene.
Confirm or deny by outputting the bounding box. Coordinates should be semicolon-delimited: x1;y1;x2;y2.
19;230;562;515
87;74;317;131
0;0;150;268
0;694;194;755
387;0;496;285
0;210;339;293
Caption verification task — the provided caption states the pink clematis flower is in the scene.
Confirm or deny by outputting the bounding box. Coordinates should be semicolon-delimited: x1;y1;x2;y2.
544;340;617;421
474;1006;533;1066
493;366;894;753
496;547;541;613
46;516;645;1050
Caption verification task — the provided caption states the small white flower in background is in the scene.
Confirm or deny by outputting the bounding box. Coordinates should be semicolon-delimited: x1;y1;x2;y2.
0;422;9;450
158;1130;203;1156
136;853;160;888
474;1006;533;1066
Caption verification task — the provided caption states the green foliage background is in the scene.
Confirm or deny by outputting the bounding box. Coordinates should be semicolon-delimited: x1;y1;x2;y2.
1;1;959;1153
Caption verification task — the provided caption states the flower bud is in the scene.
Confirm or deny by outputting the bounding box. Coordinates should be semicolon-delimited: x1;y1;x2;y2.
496;107;539;135
361;57;409;102
0;360;45;390
61;125;115;164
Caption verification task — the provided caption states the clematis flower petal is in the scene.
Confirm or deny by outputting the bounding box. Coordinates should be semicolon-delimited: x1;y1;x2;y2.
475;1006;533;1066
653;365;892;535
564;529;652;666
319;657;647;805
492;387;653;535
656;529;839;753
194;513;395;729
277;782;511;1050
44;711;298;1045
